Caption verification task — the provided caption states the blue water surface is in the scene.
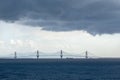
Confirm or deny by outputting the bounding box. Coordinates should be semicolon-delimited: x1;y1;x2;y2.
0;59;120;80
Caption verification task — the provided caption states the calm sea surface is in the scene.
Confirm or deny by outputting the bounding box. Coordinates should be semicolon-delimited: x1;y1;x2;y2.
0;59;120;80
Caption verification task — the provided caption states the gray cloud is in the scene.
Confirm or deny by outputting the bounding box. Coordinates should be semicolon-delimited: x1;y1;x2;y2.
0;0;120;34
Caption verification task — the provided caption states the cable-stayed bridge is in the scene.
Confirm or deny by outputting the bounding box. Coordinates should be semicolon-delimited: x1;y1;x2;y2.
0;50;100;59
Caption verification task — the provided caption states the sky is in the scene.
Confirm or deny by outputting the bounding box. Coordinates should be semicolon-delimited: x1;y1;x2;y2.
0;0;120;58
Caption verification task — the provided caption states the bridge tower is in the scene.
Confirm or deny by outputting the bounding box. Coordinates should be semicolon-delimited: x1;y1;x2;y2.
60;50;63;59
14;51;17;59
37;50;39;59
85;51;88;59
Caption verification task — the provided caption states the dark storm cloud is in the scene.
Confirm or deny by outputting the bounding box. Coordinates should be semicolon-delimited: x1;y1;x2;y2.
0;0;120;34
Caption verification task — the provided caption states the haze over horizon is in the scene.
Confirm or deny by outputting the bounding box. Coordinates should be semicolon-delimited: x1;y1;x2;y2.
0;0;120;58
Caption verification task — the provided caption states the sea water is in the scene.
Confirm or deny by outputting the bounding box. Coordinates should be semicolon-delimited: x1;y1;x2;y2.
0;59;120;80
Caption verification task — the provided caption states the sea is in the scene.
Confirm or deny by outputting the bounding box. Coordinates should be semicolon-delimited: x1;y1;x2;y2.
0;59;120;80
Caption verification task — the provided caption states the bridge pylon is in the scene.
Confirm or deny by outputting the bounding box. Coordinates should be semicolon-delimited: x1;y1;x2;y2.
14;51;17;59
60;50;63;59
36;50;39;59
85;51;88;59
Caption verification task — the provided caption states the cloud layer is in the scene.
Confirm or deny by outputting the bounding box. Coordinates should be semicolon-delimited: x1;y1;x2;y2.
0;0;120;34
0;21;120;57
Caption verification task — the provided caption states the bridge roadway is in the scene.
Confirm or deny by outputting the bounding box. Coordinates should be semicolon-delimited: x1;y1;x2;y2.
0;58;120;63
